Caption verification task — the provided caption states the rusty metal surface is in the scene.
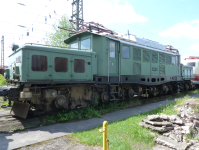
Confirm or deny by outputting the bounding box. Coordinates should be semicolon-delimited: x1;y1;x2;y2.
59;20;118;37
12;102;30;119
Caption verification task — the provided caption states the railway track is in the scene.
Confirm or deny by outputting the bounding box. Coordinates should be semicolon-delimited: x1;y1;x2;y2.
0;90;196;133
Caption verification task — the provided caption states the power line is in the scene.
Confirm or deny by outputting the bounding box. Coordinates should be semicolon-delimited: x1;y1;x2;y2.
0;31;47;40
0;20;50;33
0;14;53;26
0;6;59;21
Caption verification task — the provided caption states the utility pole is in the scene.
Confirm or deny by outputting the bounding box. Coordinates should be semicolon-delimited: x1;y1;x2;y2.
71;0;84;31
1;36;4;69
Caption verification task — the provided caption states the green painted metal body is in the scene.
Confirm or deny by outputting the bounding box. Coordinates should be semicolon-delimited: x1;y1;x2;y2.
7;31;193;83
8;44;97;82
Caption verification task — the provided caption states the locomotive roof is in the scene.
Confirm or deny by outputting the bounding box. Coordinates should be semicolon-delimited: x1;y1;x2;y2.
65;31;179;55
9;43;96;57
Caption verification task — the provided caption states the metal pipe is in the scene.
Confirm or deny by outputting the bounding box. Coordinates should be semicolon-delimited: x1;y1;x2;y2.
99;121;109;150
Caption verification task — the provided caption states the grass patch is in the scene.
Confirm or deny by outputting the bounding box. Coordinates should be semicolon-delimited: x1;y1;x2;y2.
71;95;195;150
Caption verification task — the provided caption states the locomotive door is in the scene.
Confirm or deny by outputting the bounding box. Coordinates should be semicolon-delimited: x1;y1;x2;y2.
71;56;92;81
28;51;53;81
109;40;117;74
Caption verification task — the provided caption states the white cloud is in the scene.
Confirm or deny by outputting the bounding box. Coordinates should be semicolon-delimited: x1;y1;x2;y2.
189;44;199;51
159;20;199;39
84;0;147;25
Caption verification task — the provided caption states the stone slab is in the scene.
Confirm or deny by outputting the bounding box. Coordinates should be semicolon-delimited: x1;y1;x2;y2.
156;135;191;150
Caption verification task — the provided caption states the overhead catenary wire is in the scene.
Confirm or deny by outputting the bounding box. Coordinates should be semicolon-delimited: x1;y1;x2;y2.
0;20;51;33
0;31;47;40
0;6;59;21
0;14;53;26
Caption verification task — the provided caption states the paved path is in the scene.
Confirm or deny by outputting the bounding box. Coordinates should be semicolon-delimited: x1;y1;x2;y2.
1;94;199;150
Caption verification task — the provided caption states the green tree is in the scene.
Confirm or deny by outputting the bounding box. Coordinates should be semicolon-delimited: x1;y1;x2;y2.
0;74;7;85
46;14;74;47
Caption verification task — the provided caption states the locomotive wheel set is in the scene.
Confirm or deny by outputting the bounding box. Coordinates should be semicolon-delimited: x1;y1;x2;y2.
0;30;195;119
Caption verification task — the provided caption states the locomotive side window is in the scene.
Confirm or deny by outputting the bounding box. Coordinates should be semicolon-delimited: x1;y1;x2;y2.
31;55;47;71
54;57;68;72
70;42;78;49
81;38;90;50
186;62;195;67
122;46;130;59
74;59;85;73
172;56;176;65
110;40;116;58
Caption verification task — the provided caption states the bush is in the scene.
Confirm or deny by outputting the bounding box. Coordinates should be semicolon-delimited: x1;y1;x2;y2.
0;74;7;85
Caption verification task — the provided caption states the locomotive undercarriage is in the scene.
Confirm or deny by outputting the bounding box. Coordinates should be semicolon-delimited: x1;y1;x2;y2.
0;80;195;118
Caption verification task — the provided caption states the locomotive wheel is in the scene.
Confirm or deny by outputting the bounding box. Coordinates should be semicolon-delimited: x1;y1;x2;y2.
128;89;134;99
55;95;69;109
101;92;109;103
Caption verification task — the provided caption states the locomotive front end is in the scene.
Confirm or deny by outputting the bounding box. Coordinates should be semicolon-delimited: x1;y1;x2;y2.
0;41;97;119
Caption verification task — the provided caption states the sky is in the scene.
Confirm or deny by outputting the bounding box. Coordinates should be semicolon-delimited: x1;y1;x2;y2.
0;0;199;65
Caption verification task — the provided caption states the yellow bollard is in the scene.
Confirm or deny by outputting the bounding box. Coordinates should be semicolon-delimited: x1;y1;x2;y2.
99;121;109;150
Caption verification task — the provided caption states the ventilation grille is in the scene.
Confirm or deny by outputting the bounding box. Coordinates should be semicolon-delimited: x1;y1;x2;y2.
133;62;141;74
159;54;165;64
166;55;171;64
133;48;141;61
143;50;150;62
152;52;158;63
160;65;165;75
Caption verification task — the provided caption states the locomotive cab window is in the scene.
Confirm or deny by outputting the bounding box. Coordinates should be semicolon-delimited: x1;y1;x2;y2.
74;59;85;73
122;46;130;59
54;57;68;72
81;38;91;50
110;40;116;58
70;42;78;49
172;56;176;65
31;55;47;71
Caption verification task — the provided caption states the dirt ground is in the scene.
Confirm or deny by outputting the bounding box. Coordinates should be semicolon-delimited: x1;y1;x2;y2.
19;135;102;150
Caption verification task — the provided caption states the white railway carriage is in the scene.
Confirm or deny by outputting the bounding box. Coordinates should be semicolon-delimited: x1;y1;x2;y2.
184;56;199;84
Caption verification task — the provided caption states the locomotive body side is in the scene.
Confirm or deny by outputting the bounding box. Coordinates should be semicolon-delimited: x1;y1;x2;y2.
0;31;195;118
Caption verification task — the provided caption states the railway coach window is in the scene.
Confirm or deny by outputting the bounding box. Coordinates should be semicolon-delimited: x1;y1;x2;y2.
186;62;195;67
54;57;68;72
110;40;116;58
74;59;85;73
81;38;90;50
122;46;130;59
31;55;47;71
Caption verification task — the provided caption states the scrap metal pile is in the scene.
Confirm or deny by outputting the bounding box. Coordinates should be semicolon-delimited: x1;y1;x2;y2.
139;101;199;150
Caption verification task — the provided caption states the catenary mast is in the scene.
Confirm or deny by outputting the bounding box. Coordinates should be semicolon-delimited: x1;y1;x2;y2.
71;0;84;31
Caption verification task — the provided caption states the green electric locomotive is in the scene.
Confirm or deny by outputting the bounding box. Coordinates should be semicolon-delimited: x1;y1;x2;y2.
0;30;194;118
